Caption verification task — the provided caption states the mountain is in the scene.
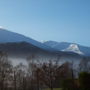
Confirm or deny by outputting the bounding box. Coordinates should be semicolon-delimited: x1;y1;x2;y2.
0;28;55;51
0;41;84;67
0;28;86;66
0;42;58;58
0;28;81;57
43;41;90;56
0;41;81;59
1;28;89;56
63;44;84;55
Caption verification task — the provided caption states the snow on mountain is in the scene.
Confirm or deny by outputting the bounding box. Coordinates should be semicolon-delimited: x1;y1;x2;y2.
63;44;84;55
43;41;90;56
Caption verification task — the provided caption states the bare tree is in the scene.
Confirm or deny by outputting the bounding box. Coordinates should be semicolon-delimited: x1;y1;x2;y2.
0;51;12;90
12;63;27;90
78;57;90;74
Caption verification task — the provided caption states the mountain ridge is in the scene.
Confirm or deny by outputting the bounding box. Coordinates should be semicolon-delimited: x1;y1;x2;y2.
0;28;90;56
0;28;56;52
43;41;90;56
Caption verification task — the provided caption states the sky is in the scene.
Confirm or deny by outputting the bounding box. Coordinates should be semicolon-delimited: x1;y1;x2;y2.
0;0;90;46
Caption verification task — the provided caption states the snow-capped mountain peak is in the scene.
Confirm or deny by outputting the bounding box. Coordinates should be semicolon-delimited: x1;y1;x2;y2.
66;44;80;51
43;41;90;56
62;44;84;55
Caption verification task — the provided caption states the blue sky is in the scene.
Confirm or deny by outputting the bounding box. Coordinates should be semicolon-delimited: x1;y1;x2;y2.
0;0;90;46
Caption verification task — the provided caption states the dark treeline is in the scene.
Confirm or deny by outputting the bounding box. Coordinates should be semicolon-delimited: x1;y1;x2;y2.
0;51;90;90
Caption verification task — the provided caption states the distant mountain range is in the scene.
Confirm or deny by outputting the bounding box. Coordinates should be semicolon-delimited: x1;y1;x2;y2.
43;41;90;56
0;28;90;57
0;28;90;66
0;28;55;52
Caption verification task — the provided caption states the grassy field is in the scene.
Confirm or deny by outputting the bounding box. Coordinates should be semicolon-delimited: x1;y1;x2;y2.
44;88;62;90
